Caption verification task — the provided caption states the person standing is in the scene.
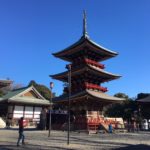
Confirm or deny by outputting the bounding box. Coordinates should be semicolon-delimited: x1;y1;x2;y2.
108;123;113;133
17;117;26;146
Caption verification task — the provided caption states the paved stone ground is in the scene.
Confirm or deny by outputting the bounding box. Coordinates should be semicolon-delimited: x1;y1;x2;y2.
0;128;150;150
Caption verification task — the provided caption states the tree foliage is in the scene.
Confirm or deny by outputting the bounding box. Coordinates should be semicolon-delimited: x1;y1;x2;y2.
104;93;138;121
28;80;52;100
0;90;4;97
0;83;23;96
114;92;129;100
12;84;23;90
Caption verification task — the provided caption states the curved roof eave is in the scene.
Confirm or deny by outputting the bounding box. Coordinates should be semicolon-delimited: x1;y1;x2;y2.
87;38;118;55
52;36;118;57
86;90;125;102
8;97;50;105
136;95;150;103
52;37;85;56
88;64;121;78
50;65;121;81
53;90;125;103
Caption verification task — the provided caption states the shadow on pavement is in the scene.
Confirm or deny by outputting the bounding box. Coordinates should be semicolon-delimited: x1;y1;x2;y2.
71;136;128;146
0;144;75;150
114;144;150;150
0;142;150;150
0;128;37;131
1;144;150;150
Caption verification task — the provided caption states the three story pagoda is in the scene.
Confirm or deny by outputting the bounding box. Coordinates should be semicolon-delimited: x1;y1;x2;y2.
50;12;124;126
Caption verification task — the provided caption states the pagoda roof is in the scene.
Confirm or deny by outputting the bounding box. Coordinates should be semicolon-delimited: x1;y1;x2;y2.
136;95;150;103
0;86;50;106
50;64;121;82
53;89;124;103
52;36;118;62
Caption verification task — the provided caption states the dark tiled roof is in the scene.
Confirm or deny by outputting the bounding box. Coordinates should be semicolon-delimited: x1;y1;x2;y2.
137;95;150;103
1;87;28;100
0;86;50;106
53;36;117;56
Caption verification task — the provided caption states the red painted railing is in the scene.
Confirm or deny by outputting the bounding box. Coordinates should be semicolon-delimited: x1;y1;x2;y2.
84;82;108;92
72;58;105;69
84;58;105;69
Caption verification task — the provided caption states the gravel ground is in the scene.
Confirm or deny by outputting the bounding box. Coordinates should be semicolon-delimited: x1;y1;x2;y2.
0;128;150;150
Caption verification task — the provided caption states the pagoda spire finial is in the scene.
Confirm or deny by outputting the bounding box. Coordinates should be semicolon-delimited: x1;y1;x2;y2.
83;10;88;38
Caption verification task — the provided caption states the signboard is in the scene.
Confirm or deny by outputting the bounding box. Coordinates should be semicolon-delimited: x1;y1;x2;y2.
51;110;67;114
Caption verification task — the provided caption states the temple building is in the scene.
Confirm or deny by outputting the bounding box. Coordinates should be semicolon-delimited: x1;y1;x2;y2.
0;85;50;126
137;96;150;119
50;12;124;131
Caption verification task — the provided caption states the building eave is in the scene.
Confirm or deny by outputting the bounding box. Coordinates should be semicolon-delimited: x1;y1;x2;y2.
136;95;150;103
8;97;50;106
87;38;118;55
53;90;124;103
52;36;118;62
50;65;121;82
86;90;124;102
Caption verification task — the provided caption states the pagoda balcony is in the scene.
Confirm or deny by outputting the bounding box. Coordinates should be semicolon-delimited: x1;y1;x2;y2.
72;58;105;69
64;81;108;93
84;82;108;92
84;58;105;69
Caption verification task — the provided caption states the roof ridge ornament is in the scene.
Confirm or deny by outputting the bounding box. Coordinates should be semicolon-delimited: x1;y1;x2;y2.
83;10;89;39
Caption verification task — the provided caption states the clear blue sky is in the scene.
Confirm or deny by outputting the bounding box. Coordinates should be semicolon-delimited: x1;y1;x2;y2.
0;0;150;98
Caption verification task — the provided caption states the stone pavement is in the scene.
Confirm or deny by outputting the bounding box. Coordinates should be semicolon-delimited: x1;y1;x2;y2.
0;128;150;150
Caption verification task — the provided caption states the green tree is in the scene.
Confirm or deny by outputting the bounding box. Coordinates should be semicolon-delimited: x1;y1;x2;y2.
114;92;129;100
0;90;4;97
104;93;137;121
